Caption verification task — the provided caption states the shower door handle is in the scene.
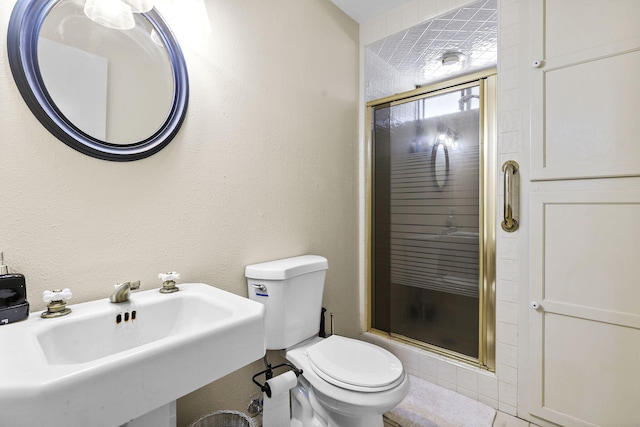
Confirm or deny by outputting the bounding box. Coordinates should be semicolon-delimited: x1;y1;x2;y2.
501;160;519;232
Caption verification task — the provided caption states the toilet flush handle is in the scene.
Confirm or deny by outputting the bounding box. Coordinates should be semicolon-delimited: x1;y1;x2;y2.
251;283;267;292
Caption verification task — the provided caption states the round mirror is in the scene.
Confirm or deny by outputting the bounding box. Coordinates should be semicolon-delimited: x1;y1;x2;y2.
7;0;189;161
431;142;449;190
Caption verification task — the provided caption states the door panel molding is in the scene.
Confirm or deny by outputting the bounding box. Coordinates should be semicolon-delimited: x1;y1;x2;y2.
529;190;640;426
529;0;640;181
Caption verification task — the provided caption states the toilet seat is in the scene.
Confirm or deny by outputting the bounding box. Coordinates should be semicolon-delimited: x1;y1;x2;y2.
306;336;404;392
286;336;411;420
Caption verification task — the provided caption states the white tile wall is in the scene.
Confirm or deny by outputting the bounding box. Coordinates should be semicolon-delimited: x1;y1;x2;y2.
360;0;523;417
362;331;503;409
496;0;521;415
478;370;499;407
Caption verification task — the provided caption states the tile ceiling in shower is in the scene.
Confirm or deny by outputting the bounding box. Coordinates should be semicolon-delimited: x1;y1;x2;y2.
366;0;497;93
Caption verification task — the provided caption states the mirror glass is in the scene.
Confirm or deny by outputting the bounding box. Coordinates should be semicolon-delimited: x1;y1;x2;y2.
7;0;189;161
39;0;174;144
432;142;449;189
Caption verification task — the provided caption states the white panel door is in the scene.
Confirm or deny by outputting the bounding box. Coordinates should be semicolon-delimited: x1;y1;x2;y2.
529;190;640;426
529;0;640;181
527;1;640;426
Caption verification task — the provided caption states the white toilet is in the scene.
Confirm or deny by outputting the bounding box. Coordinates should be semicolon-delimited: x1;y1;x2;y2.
246;255;410;427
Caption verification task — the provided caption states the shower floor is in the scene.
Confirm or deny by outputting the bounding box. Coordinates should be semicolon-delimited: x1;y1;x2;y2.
390;284;479;358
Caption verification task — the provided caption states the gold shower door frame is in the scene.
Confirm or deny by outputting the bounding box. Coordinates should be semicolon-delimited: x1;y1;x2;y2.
365;70;497;370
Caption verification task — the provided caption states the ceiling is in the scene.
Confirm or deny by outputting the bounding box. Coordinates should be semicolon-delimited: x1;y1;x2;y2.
329;0;498;99
363;0;498;99
330;0;411;23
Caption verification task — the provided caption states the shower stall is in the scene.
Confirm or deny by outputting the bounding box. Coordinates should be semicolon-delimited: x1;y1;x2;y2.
367;73;496;367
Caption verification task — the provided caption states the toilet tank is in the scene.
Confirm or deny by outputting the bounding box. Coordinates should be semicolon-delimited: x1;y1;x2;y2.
245;255;328;350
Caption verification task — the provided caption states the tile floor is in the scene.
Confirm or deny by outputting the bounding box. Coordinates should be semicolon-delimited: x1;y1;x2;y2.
492;411;539;427
384;411;539;427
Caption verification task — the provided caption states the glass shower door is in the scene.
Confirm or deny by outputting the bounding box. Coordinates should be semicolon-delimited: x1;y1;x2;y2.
371;82;483;359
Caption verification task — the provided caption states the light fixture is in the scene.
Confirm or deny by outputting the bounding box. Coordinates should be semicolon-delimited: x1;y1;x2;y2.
84;0;135;30
436;122;459;149
84;0;156;30
441;51;465;67
123;0;154;13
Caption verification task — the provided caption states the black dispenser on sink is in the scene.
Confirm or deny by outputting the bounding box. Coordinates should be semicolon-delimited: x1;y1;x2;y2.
0;252;29;325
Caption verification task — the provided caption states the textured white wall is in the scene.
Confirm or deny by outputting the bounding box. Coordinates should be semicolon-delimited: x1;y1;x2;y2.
0;0;359;425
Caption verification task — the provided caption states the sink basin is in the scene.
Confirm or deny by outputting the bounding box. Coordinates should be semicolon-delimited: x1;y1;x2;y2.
0;283;265;427
36;291;235;365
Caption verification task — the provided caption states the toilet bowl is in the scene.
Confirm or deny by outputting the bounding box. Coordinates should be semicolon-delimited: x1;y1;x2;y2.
245;255;409;427
287;336;410;427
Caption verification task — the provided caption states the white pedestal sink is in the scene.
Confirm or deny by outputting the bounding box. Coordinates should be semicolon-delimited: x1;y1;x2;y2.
0;283;265;427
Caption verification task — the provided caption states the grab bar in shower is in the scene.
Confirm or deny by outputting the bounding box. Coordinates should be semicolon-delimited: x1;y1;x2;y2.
501;160;519;232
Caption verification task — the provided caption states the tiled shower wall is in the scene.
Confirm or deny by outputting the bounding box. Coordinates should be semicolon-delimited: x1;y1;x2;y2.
359;0;523;416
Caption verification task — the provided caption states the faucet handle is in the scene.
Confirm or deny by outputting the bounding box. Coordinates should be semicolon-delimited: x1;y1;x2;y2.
41;288;72;318
158;272;180;282
43;288;72;303
158;272;180;294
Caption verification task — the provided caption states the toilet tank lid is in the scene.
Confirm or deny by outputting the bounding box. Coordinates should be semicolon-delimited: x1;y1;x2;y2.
245;255;328;280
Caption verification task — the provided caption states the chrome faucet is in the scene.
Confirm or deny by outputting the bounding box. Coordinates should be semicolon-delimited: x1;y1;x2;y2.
110;281;140;303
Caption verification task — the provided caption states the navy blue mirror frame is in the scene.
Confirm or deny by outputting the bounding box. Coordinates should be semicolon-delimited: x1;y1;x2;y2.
7;0;189;162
